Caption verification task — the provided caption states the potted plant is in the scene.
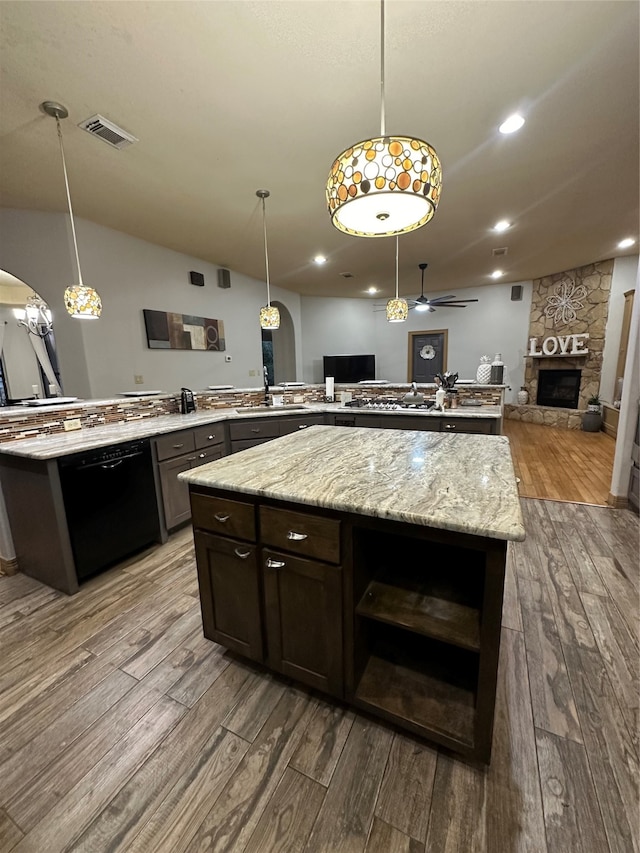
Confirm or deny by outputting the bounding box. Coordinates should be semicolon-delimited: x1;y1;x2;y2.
587;394;601;413
582;394;602;432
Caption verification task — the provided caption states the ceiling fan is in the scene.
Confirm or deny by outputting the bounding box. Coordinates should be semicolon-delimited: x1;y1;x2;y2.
408;263;479;312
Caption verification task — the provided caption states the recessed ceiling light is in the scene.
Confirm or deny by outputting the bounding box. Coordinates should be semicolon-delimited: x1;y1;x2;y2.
499;114;525;134
367;286;378;294
491;270;504;279
493;220;511;232
313;255;327;264
618;237;636;249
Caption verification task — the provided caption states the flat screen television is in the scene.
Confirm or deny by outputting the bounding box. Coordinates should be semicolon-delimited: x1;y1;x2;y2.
323;354;375;383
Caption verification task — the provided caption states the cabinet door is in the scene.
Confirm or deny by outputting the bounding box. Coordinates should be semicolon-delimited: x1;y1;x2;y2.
155;430;196;461
378;415;440;431
441;418;494;435
159;454;196;529
194;532;264;662
262;547;343;697
278;415;325;435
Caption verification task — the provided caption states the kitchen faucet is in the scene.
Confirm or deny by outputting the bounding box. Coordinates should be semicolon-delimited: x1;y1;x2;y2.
263;365;270;405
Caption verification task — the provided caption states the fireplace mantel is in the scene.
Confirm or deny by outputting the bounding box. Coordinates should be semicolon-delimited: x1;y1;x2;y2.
526;353;589;359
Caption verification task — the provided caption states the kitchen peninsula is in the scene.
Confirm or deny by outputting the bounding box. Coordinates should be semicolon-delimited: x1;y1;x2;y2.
181;424;525;762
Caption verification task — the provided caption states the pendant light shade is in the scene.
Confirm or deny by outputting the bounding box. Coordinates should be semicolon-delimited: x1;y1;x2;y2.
256;189;280;330
326;1;442;238
42;100;103;319
386;236;408;322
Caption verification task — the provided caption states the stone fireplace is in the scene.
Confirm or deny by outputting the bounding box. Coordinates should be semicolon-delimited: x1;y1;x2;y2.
506;259;612;429
536;369;581;408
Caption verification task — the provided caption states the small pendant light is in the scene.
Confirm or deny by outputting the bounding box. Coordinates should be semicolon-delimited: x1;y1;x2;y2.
41;100;103;319
386;236;408;322
256;190;280;330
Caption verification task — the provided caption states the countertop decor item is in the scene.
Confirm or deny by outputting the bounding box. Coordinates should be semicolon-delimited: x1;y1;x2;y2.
326;0;441;238
490;354;504;385
434;371;458;390
587;394;601;413
41;100;103;320
256;189;280;330
517;386;529;405
476;355;492;384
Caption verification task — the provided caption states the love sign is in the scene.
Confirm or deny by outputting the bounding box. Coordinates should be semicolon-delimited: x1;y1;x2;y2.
528;333;589;357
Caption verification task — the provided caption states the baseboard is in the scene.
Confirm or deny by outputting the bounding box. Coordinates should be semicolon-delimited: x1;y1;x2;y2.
607;492;629;509
0;556;19;576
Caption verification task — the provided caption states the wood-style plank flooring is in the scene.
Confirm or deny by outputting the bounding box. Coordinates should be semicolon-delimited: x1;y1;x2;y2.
503;419;616;505
1;495;638;852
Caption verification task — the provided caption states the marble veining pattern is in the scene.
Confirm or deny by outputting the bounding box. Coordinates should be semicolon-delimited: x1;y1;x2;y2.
0;405;501;460
180;425;525;542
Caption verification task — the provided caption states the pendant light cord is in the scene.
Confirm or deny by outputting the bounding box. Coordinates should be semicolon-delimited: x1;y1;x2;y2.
261;196;271;306
55;115;84;287
380;0;386;137
395;235;399;298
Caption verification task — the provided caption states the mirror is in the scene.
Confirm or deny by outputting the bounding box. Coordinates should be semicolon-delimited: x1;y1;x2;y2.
0;269;63;404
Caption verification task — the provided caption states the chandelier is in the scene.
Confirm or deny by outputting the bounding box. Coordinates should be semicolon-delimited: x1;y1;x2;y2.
326;0;442;238
41;100;103;319
15;293;53;338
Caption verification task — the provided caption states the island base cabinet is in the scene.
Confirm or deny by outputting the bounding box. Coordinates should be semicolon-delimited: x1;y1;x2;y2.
262;548;343;698
194;531;264;663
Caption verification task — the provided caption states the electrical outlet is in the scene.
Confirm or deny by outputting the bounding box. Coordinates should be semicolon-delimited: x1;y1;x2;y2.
293;395;304;403
134;374;144;384
249;369;256;377
225;355;232;363
63;418;82;431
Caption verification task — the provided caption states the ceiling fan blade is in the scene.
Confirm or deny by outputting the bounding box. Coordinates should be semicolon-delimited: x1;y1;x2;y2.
425;295;457;303
430;299;480;306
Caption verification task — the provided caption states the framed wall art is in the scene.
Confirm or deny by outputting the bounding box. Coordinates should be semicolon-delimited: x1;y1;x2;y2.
143;309;225;351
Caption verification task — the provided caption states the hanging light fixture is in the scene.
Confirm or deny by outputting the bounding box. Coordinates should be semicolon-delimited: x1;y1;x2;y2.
326;0;442;238
256;189;280;330
41;101;103;319
14;293;54;338
386;236;408;322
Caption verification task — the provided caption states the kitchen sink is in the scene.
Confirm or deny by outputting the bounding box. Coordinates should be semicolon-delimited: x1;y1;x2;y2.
234;405;308;413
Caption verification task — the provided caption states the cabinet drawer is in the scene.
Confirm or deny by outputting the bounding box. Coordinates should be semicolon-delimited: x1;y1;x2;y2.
260;505;340;564
193;424;225;449
441;418;494;435
380;415;440;432
231;437;274;454
156;430;196;461
229;419;280;441
278;415;325;435
193;445;225;465
191;493;256;541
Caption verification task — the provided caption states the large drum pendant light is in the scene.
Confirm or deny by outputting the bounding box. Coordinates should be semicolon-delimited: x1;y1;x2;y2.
256;189;280;330
41;101;103;319
326;1;442;238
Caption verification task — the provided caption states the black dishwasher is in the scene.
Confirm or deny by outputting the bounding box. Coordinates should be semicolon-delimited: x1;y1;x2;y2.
58;439;161;581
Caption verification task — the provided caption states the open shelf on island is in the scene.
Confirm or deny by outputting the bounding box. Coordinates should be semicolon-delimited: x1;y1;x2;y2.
356;577;480;651
354;633;477;747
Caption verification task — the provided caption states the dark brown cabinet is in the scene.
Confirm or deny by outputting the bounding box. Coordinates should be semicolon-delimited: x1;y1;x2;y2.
229;413;326;452
190;488;345;698
330;412;497;434
156;427;226;530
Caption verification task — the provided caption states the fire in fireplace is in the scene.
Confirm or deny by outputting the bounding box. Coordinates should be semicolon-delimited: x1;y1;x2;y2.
537;369;581;409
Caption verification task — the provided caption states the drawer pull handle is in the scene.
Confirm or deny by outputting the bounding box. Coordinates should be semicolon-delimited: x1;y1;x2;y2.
187;456;197;461
235;548;251;560
214;512;230;522
298;424;308;429
207;434;215;440
266;558;286;569
172;443;184;448
445;424;456;429
198;453;206;458
250;428;261;433
287;530;308;541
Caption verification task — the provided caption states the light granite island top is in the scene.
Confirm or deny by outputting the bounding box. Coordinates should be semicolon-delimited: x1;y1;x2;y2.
180;424;525;542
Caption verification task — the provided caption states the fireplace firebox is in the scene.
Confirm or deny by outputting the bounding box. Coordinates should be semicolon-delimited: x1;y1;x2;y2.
536;369;581;409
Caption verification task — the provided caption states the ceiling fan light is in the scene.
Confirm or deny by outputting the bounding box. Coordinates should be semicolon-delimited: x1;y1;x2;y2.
259;304;280;330
386;297;408;323
327;136;442;238
414;302;430;312
64;284;102;319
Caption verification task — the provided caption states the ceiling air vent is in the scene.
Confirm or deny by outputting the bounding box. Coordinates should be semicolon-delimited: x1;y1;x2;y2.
492;247;508;257
77;114;138;150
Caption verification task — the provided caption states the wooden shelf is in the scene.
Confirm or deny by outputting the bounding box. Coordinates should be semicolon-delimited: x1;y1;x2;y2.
356;579;480;652
354;644;476;747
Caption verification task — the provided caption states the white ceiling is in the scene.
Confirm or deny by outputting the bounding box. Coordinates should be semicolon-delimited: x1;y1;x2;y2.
0;1;638;300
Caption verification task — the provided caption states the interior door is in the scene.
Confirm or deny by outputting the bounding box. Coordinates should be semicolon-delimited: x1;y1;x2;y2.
408;330;448;382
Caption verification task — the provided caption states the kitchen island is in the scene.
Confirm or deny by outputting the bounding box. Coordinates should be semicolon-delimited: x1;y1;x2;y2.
181;424;525;763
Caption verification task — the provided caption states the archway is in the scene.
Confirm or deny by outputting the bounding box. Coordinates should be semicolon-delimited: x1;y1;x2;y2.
262;300;296;384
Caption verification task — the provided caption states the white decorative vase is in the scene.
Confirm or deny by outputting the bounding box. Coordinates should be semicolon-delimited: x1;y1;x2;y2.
517;387;529;405
476;355;492;384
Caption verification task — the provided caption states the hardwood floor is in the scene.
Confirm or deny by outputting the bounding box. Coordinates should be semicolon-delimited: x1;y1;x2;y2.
503;419;617;505
0;497;638;853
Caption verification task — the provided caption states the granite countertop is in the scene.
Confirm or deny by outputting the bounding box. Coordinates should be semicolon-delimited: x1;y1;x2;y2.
0;402;502;460
180;425;525;542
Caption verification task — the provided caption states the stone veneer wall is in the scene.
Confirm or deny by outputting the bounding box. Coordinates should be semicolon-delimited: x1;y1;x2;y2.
0;383;503;443
506;258;613;429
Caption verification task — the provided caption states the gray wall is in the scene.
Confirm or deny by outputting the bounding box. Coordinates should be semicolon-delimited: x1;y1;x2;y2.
600;255;639;404
301;280;533;403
